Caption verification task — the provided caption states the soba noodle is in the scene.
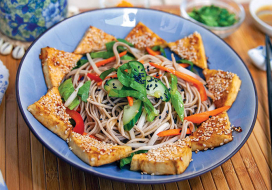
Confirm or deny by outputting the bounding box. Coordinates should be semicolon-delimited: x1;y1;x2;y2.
65;42;211;151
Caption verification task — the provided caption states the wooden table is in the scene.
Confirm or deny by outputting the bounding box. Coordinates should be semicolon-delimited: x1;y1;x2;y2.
0;4;271;190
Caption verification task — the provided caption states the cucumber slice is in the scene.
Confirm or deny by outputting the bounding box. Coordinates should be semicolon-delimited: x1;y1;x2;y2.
123;99;143;131
146;76;170;102
104;79;123;92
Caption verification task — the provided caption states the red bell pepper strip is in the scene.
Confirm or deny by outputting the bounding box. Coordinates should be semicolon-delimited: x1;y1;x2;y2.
87;73;103;82
66;108;84;135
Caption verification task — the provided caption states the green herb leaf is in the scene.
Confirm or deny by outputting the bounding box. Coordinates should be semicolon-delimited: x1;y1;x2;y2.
188;5;237;27
68;97;80;110
90;51;115;59
151;45;160;51
170;74;184;121
100;68;117;80
106;41;116;52
176;59;194;71
120;54;135;61
78;81;91;102
120;150;148;169
73;59;88;70
58;78;74;101
160;46;166;57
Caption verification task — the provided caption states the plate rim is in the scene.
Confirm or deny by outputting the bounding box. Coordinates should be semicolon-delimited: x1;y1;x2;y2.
16;7;258;184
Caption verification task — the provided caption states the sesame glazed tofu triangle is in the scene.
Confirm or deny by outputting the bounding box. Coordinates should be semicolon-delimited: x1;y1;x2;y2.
125;22;167;49
203;69;241;108
68;132;132;166
74;26;117;54
40;47;82;89
131;137;192;175
28;21;243;175
28;87;72;140
168;32;207;69
190;112;233;152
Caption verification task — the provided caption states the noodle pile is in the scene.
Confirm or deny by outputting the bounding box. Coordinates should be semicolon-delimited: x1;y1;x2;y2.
65;42;211;151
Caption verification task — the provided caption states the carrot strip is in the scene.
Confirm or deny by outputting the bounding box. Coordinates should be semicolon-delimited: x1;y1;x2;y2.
146;47;161;56
97;74;118;86
184;106;231;124
157;128;191;137
179;63;190;68
139;60;144;64
149;62;207;101
95;51;127;67
127;96;133;106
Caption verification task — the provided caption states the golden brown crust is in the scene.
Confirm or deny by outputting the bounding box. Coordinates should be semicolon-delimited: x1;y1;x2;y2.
68;132;132;166
130;138;192;175
40;47;82;89
125;22;167;49
168;32;207;69
74;26;117;54
190;112;233;152
203;69;241;108
27;87;72;140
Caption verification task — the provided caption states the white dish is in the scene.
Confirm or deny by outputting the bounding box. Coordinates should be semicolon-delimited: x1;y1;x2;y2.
249;0;272;36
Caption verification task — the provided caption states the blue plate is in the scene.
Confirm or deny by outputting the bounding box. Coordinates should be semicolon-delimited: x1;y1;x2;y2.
16;8;257;184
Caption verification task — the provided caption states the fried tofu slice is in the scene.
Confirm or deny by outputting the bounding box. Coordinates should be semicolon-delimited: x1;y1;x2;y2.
40;47;82;89
74;26;117;54
68;132;132;166
168;32;207;69
190;112;233;152
130;138;192;175
125;22;167;49
203;69;241;108
28;87;72;140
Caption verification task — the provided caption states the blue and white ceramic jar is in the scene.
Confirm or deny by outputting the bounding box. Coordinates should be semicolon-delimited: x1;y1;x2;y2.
0;0;67;42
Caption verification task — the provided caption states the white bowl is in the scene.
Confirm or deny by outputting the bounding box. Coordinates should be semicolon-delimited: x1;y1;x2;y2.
249;0;272;36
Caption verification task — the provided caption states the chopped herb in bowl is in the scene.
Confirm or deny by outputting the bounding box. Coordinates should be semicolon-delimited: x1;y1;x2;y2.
188;5;238;27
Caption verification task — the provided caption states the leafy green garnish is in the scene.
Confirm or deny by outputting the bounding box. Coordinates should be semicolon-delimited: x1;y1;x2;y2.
188;5;237;27
58;78;81;110
151;45;166;57
58;78;74;101
120;54;135;61
68;98;80;110
73;59;88;70
90;51;115;59
170;74;184;121
106;41;116;52
78;81;91;102
100;68;117;80
120;150;148;169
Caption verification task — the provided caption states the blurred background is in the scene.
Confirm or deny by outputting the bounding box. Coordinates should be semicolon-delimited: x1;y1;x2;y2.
70;0;251;9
